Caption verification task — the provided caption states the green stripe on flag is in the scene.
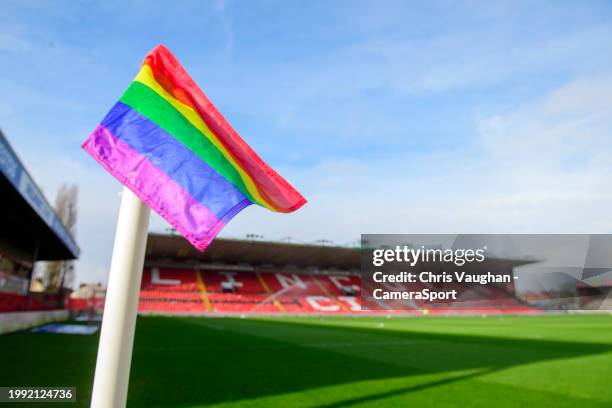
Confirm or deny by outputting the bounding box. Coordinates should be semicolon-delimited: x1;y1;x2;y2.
120;81;256;203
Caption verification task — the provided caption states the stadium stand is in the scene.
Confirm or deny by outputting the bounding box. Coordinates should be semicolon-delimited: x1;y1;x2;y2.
0;129;79;320
0;292;26;312
138;268;364;314
0;279;70;313
127;234;542;315
136;234;375;315
137;266;536;315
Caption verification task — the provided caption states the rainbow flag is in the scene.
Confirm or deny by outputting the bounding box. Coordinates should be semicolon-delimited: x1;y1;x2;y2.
82;45;306;250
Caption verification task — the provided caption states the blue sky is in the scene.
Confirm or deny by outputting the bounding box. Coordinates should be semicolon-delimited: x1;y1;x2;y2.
2;0;612;285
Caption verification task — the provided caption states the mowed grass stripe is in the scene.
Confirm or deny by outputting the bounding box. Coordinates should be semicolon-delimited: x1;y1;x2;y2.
0;315;610;407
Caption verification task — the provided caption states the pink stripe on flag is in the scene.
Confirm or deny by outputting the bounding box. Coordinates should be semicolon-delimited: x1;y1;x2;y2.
82;125;241;250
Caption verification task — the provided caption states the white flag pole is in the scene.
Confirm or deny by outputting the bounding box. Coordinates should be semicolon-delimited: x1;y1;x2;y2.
91;187;150;408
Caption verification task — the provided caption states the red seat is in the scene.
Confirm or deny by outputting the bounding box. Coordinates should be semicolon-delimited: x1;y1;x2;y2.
127;268;539;315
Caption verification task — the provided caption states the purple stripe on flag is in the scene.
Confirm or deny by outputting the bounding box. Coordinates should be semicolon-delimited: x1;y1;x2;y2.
100;102;251;220
82;125;251;250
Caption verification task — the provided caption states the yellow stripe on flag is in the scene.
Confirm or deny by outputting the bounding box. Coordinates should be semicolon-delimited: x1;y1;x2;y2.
133;65;272;210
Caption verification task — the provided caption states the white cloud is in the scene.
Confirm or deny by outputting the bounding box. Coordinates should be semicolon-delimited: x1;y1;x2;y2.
7;77;610;285
2;1;611;287
222;75;612;245
480;75;612;162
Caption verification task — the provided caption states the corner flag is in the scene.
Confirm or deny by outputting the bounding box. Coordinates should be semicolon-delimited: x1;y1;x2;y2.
83;44;306;251
84;45;306;408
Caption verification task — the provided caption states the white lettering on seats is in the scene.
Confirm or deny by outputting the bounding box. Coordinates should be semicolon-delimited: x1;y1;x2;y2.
306;296;340;311
276;273;306;289
329;276;359;292
219;272;243;287
338;296;361;310
151;268;180;285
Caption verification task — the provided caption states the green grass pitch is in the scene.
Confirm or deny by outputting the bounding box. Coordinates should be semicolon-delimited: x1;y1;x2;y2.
1;314;611;407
